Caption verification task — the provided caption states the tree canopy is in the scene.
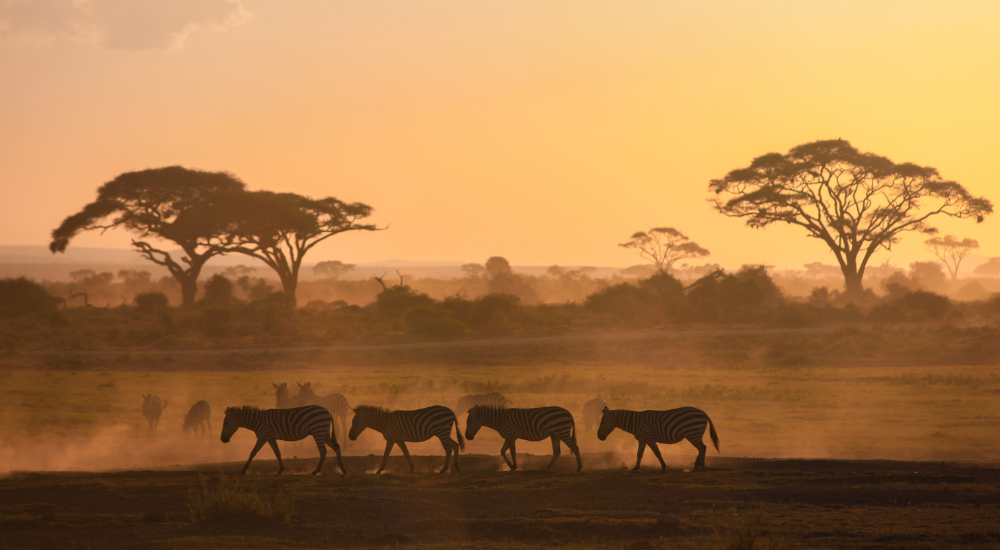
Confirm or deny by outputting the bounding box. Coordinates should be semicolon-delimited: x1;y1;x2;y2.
709;139;992;296
925;235;979;281
214;191;377;306
49;166;246;305
619;227;709;273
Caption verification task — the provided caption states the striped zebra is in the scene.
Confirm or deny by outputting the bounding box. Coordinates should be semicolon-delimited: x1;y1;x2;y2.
273;382;309;408
597;406;720;472
221;405;346;476
465;405;582;472
297;382;351;446
181;400;211;437
582;398;607;433
141;394;167;430
456;392;512;413
348;405;464;474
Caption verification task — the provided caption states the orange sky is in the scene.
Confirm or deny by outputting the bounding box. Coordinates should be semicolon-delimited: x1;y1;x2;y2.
2;1;1000;271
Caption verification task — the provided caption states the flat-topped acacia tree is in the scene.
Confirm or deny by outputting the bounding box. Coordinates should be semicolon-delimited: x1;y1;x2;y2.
709;139;992;297
215;190;377;307
50;166;246;306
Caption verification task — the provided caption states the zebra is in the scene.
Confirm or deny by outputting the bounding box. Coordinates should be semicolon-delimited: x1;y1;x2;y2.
273;382;309;408
181;400;211;437
297;382;351;446
456;392;512;413
465;405;582;472
221;405;346;476
582;398;607;433
597;406;720;472
141;394;167;430
348;405;464;474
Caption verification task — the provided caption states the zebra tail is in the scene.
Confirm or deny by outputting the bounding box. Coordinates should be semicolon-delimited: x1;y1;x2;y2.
708;416;720;453
454;418;466;452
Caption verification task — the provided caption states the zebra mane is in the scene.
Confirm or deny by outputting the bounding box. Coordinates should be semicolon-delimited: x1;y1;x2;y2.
225;406;260;415
353;405;391;415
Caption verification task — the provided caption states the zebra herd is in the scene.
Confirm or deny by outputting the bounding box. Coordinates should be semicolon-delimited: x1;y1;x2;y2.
213;388;720;476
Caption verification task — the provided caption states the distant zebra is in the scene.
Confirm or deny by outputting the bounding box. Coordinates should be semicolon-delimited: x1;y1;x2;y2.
597;406;720;472
297;382;351;446
221;405;346;476
181;400;211;437
141;394;167;430
273;382;309;408
582;398;607;433
456;392;512;413
465;405;582;472
349;405;464;474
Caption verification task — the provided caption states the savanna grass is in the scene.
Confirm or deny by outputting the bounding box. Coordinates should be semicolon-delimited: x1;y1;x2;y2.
187;474;294;524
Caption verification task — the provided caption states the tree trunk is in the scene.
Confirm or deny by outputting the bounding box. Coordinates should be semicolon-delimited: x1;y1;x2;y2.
179;275;199;306
279;273;298;309
842;270;865;300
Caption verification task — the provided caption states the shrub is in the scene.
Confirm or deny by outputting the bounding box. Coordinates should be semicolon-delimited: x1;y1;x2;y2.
0;278;59;318
899;290;950;319
374;285;434;318
134;292;169;311
584;283;650;318
403;305;468;338
201;307;234;337
468;293;521;332
202;274;235;306
187;474;293;523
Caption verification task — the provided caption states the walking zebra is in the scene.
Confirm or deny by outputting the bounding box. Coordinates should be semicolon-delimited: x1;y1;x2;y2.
456;392;512;413
273;382;309;408
348;405;464;474
221;405;346;476
465;405;582;472
597;406;720;472
181;400;211;437
297;382;351;446
582;398;607;433
141;394;167;430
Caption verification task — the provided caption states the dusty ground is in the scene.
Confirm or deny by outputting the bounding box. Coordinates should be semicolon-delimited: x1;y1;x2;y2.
1;455;999;550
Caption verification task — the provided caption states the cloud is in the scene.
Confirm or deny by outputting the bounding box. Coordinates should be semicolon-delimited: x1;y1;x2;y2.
0;0;250;50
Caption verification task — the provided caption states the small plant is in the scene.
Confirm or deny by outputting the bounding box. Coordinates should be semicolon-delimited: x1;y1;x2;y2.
716;506;798;550
187;474;294;523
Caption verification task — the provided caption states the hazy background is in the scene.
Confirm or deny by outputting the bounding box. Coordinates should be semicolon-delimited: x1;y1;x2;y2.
3;0;1000;270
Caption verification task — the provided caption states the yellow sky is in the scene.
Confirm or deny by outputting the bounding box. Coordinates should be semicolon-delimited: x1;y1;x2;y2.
2;0;1000;270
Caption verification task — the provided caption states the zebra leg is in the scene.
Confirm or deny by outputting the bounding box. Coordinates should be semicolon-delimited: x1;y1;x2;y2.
326;436;347;475
633;441;647;470
565;436;583;472
499;441;514;470
242;438;267;475
689;437;708;470
647;442;667;473
508;440;519;471
437;436;452;474
376;441;395;474
398;442;415;473
310;435;327;475
267;439;284;475
544;435;562;470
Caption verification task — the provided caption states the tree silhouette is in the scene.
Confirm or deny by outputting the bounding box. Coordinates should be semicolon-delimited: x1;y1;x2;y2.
50;166;246;306
973;257;1000;278
313;260;355;280
215;191;377;307
925;235;979;281
619;227;709;273
710;139;992;297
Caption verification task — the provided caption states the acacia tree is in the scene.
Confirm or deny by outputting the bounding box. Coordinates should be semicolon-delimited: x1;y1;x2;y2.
619;227;709;273
216;191;377;307
709;139;992;297
313;260;355;280
50;166;246;306
925;235;979;281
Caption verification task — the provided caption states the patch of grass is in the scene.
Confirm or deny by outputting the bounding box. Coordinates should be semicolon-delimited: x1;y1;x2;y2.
715;506;798;550
186;474;294;524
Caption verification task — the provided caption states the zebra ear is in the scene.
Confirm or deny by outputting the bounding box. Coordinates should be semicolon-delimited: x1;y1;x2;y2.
272;383;280;389
602;406;610;413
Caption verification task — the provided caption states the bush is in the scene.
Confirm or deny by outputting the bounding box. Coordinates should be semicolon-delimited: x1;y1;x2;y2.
0;278;59;318
187;474;293;523
869;290;950;322
201;307;234;337
403;305;468;338
134;292;169;311
202;275;235;306
374;285;434;318
468;293;521;332
584;283;650;318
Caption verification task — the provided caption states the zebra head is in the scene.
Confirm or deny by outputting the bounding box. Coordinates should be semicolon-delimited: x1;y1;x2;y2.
348;407;370;441
597;406;616;441
464;406;484;440
273;382;289;407
220;407;242;443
